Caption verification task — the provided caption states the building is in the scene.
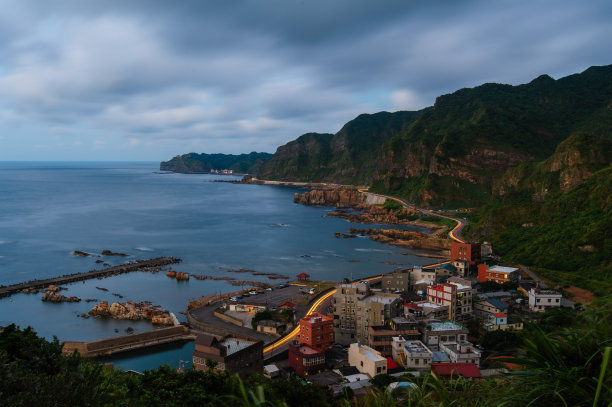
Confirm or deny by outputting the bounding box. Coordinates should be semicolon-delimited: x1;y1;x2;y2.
439;341;481;366
431;363;482;378
333;281;371;345
229;302;268;313
382;268;412;292
296;273;310;281
422;321;469;351
477;265;519;285
368;317;419;356
528;288;562;312
288;341;325;376
333;282;402;345
391;338;433;370
474;298;509;320
257;320;286;336
348;343;387;378
405;301;449;321
450;241;481;266
452;260;470;277
192;333;263;377
426;282;474;322
299;313;334;351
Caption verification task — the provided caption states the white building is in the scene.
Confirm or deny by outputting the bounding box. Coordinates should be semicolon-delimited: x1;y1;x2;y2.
391;337;433;370
348;343;387;378
440;341;481;367
528;288;562;312
422;321;469;351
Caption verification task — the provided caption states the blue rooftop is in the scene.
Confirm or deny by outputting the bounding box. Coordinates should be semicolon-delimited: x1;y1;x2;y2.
483;298;508;310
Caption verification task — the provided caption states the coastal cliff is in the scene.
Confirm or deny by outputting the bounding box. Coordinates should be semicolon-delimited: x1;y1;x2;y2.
293;189;364;207
160;152;272;174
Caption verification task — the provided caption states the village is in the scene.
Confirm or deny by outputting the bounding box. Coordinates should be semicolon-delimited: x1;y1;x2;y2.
188;238;575;395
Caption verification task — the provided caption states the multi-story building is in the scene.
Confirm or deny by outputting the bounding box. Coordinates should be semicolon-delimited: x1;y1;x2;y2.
422;321;469;351
528;288;562;312
477;264;519;284
368;317;419;356
333;282;402;345
391;337;433;370
192;333;263;377
452;260;470;277
439;341;481;367
382;268;412;292
299;313;334;351
474;298;509;320
405;301;449;321
348;343;387;378
426;282;473;322
451;241;481;266
333;282;371;345
288;341;325;376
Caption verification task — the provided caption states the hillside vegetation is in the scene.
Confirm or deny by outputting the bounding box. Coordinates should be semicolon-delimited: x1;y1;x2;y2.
160;152;273;174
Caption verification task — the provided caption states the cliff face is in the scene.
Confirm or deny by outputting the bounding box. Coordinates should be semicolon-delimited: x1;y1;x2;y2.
258;111;422;183
160;152;273;174
293;189;364;207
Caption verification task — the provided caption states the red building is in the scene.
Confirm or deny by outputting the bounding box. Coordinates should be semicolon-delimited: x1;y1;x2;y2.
299;313;334;351
450;241;481;266
288;341;325;376
477;264;519;284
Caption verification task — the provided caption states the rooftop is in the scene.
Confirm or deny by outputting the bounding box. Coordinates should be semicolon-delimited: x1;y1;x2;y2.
488;266;518;273
221;337;257;357
432;351;451;363
290;342;324;356
479;298;509;310
427;321;466;331
303;313;332;324
351;343;386;362
431;362;482;378
403;340;432;355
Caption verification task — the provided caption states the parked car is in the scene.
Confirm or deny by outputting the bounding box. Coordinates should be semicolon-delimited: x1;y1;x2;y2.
230;296;237;302
242;293;250;297
266;287;273;291
249;291;257;295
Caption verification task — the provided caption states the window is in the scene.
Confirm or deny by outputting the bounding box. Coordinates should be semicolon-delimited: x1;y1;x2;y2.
377;366;382;373
556;299;560;303
415;359;419;365
548;298;552;303
360;361;363;367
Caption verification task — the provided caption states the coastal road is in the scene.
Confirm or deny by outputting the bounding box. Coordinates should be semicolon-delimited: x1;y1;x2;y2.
263;274;382;357
359;189;467;243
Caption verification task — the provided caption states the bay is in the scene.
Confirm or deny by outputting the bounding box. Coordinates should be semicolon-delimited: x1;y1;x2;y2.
0;162;434;370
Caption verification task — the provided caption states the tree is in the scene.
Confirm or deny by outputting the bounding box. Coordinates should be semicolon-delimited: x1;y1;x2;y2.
205;358;218;370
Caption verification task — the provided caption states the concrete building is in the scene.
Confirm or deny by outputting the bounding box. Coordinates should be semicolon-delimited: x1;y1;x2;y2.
299;313;334;351
452;260;470;277
333;282;370;344
528;288;562;312
257;320;286;336
391;337;433;370
348;343;387;378
368;317;419;356
382;268;412;292
229;302;268;313
426;282;474;322
439;341;481;367
192;333;263;377
477;265;519;285
288;341;325;377
422;321;468;351
333;282;402;345
451;241;481;266
474;298;509;320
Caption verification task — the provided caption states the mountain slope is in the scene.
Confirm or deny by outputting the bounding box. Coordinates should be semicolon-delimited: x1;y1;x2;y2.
257;111;423;183
160;152;273;174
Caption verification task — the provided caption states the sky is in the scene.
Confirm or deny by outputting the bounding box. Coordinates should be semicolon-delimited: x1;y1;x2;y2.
0;0;610;161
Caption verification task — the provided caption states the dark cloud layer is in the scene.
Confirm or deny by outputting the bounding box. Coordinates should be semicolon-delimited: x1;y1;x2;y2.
0;0;610;160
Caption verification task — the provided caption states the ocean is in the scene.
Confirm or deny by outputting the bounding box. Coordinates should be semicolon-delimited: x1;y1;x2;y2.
0;162;434;370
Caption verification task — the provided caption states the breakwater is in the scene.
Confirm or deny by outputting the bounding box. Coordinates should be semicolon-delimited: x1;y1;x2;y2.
0;257;181;299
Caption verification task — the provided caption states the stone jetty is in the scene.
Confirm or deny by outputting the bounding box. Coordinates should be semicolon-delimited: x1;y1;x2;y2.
0;257;181;299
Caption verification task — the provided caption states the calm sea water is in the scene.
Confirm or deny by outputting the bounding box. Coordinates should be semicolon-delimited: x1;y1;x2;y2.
0;162;433;370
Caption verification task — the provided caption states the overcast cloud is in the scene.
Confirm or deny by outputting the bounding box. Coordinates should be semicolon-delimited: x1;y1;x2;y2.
0;0;610;160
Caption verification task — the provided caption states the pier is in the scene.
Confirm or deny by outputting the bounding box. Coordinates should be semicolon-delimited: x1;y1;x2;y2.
0;256;181;298
62;325;194;358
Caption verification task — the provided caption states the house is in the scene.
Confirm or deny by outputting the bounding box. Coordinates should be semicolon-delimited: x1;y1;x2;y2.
422;321;468;351
263;364;281;378
450;241;482;266
431;362;482;378
192;333;263;377
477;265;519;285
368;317;419;356
439;341;481;367
278;301;295;310
391;337;433;370
528;288;562;312
348;343;387;378
257;320;286;336
299;313;334;351
288;341;325;376
474;298;509;320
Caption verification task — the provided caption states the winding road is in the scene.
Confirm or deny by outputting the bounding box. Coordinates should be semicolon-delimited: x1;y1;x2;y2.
263;189;467;357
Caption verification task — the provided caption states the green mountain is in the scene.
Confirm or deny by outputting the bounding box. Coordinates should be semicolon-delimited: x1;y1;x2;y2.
160;152;273;174
257;111;423;183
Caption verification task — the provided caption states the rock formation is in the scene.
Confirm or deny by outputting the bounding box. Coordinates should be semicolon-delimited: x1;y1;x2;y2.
88;300;173;326
41;291;81;302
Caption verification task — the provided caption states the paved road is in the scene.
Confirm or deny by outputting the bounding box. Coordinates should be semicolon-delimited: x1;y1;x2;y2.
519;264;547;288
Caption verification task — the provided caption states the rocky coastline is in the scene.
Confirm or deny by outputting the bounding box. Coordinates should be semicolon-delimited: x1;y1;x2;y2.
88;301;174;326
